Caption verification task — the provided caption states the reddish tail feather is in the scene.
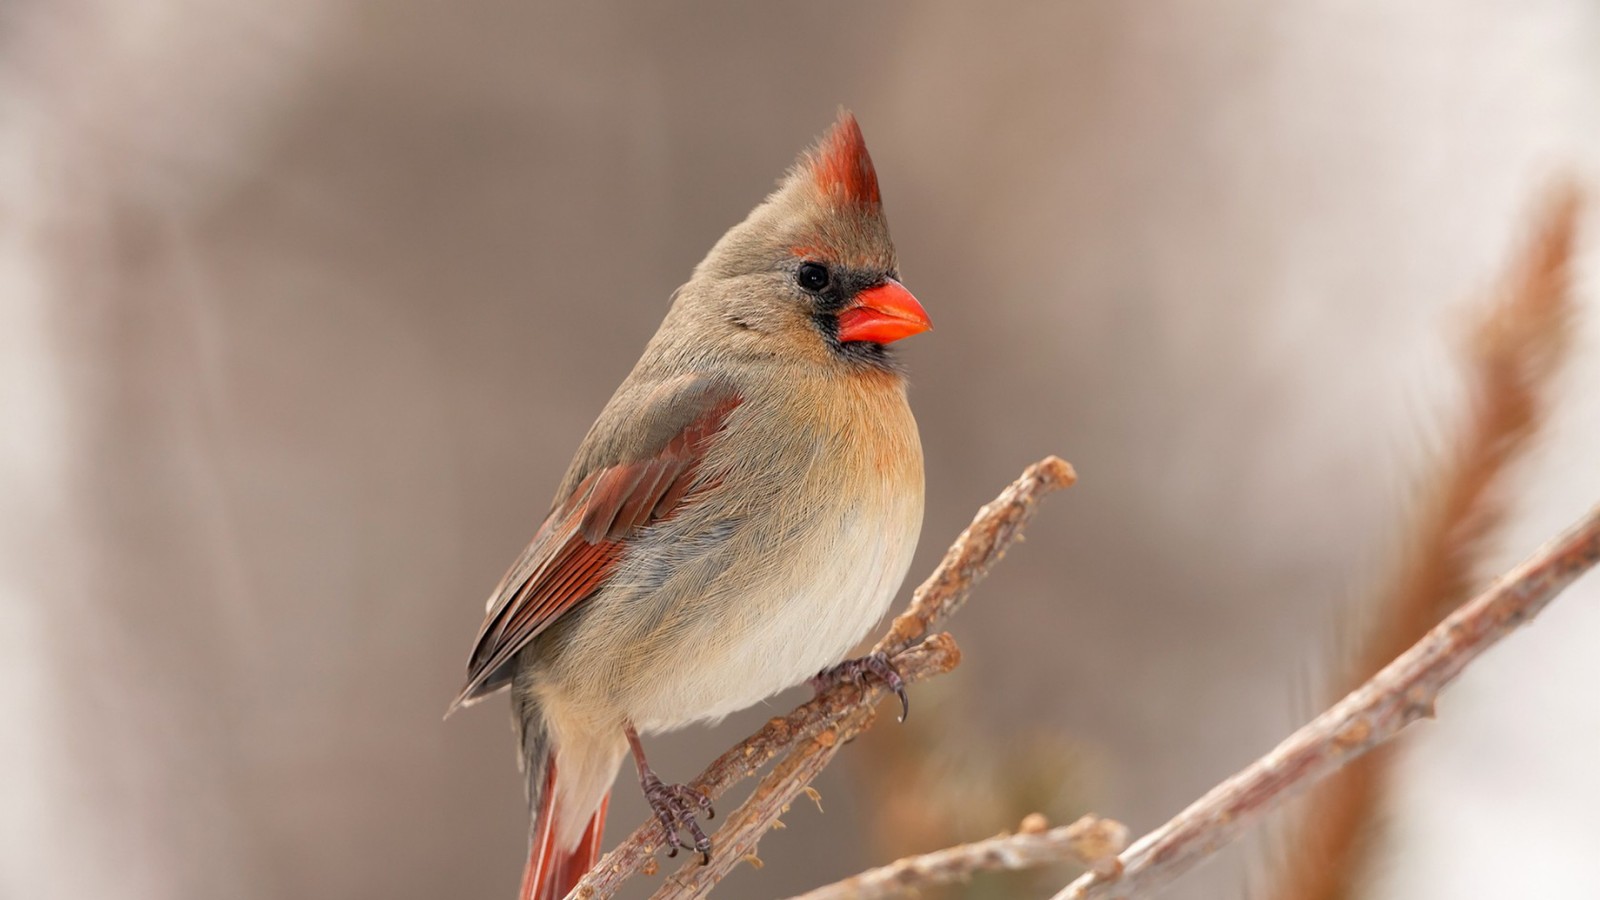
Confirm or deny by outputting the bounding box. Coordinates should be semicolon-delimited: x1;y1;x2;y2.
519;755;609;900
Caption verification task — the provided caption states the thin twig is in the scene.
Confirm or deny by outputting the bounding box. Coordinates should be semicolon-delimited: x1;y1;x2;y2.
571;456;1078;898
790;814;1129;900
1048;501;1600;900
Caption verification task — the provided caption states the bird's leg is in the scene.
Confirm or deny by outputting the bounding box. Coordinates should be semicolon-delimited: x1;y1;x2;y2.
810;651;909;722
625;724;714;864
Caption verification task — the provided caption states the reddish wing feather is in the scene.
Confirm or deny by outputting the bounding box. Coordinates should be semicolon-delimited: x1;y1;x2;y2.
451;387;742;710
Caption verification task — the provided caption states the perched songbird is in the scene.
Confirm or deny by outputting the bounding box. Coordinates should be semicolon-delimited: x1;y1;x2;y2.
449;112;930;900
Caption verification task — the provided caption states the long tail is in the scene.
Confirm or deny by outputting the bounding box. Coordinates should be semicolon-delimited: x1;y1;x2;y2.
519;755;609;900
514;690;610;900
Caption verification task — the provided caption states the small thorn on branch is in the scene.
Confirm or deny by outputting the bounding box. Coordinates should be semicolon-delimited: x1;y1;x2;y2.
802;786;824;813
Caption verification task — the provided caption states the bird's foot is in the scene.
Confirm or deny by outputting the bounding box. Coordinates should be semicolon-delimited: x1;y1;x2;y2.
810;651;909;722
641;772;714;864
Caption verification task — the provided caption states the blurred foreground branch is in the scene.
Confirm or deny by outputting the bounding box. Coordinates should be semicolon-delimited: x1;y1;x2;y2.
571;456;1078;899
1277;183;1583;900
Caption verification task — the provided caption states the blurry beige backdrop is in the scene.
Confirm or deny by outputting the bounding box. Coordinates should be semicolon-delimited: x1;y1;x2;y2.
2;2;1598;899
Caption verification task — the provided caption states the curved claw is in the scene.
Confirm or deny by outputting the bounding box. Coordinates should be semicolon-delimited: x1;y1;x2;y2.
814;651;910;722
892;682;910;723
642;775;714;863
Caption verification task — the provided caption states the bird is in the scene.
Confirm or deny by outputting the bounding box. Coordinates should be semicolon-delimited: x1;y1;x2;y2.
448;111;930;900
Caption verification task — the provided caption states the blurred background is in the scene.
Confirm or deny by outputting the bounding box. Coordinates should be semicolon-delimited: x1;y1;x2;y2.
2;2;1598;898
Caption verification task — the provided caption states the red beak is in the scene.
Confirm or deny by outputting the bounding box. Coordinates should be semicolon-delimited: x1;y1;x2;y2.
836;279;931;344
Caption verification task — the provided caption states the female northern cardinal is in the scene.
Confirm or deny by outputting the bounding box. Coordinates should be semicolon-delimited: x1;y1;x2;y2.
449;112;930;900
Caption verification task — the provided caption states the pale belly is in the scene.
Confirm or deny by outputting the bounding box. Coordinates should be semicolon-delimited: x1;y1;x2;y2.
624;498;921;733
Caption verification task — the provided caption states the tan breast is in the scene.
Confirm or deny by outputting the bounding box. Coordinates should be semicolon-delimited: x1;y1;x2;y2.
628;369;924;729
535;364;924;735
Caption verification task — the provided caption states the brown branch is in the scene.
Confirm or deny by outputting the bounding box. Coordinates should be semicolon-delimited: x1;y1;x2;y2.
781;501;1600;900
1047;500;1600;900
789;814;1129;900
571;456;1078;898
650;676;882;899
874;456;1079;657
1279;183;1583;900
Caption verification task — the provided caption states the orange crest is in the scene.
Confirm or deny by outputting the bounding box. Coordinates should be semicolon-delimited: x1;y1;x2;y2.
804;111;882;208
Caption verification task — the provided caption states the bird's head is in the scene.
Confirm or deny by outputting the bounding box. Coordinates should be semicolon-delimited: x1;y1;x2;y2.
686;111;931;370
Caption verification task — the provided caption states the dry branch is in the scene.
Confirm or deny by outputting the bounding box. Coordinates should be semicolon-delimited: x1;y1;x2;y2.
787;499;1600;900
571;456;1078;898
650;685;881;899
790;814;1128;900
1278;183;1583;900
1048;500;1600;900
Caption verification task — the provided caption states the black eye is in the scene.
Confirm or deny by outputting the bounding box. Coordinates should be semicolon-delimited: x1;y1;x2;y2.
796;262;831;293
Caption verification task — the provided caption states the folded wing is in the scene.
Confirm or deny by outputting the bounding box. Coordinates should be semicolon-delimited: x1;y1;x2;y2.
449;376;743;713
